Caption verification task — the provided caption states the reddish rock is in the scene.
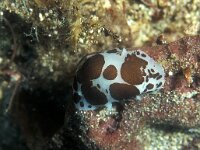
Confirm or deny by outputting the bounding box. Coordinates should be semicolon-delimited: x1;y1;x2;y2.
74;36;200;149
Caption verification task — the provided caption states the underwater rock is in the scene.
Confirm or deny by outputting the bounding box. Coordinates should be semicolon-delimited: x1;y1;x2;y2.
70;36;200;150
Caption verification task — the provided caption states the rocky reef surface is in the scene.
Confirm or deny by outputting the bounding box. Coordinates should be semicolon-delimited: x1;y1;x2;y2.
0;0;200;150
66;36;200;150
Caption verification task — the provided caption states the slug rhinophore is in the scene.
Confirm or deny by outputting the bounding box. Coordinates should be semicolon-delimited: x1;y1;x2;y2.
73;48;165;110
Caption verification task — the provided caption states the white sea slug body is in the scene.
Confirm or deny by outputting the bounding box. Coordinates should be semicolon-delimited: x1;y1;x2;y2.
73;48;165;110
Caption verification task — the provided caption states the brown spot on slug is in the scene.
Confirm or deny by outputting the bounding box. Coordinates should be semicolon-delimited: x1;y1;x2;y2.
77;54;105;83
103;65;117;80
148;69;160;79
156;75;163;80
156;82;163;88
81;81;107;105
73;76;78;91
110;83;139;100
97;84;101;89
107;49;118;53
147;83;154;89
151;69;155;72
80;101;84;107
73;93;81;104
146;76;149;82
141;53;146;57
121;54;147;85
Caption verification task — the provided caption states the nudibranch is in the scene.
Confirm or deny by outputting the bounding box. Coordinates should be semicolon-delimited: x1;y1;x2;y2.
73;48;165;110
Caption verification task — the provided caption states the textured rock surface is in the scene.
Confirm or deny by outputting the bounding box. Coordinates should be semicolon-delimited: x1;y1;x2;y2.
65;36;200;150
0;0;200;149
